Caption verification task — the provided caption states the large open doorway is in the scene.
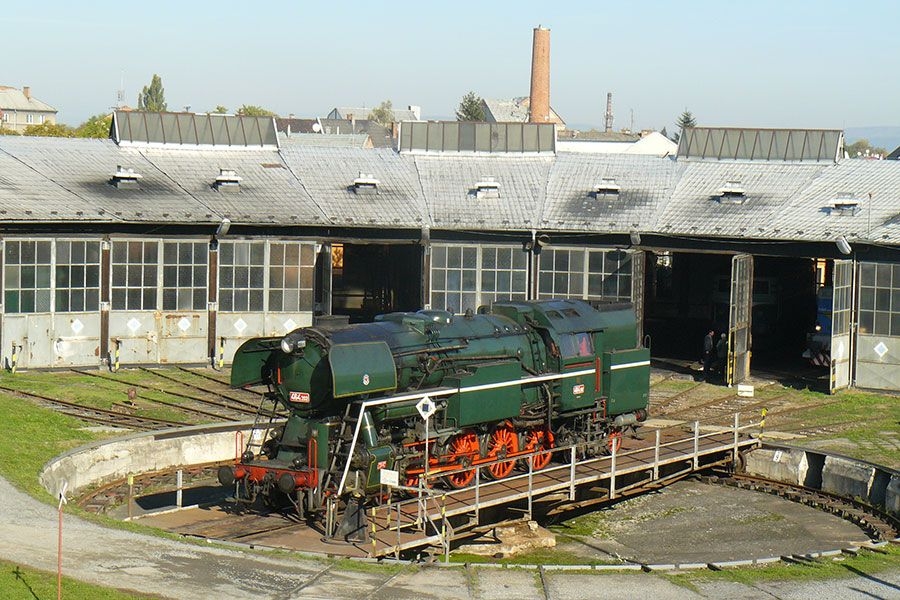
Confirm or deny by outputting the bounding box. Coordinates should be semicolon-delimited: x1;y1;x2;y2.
643;251;818;371
329;243;422;323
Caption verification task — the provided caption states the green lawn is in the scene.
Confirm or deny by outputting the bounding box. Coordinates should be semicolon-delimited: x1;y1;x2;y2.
0;389;109;499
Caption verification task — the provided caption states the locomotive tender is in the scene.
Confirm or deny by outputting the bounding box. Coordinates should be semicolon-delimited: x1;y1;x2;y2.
219;299;650;515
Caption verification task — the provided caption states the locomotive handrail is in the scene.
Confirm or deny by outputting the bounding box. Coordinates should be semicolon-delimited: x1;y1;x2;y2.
336;366;600;495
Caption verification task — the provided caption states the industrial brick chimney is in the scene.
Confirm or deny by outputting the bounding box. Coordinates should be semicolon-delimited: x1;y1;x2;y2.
528;26;551;123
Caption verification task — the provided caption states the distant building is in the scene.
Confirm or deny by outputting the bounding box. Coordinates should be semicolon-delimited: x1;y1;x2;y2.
0;86;57;132
481;97;566;129
556;129;678;156
327;105;422;122
275;117;393;149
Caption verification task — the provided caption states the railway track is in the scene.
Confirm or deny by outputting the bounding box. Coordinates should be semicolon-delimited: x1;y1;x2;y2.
138;367;263;412
648;381;705;415
0;384;188;431
77;463;225;513
701;471;899;542
176;366;265;397
71;368;260;421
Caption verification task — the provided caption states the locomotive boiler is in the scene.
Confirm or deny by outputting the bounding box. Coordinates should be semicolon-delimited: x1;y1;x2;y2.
218;299;650;515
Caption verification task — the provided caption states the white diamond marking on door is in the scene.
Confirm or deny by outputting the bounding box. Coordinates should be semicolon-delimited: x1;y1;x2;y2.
70;319;84;334
178;317;192;332
283;318;297;332
127;318;142;333
233;318;247;334
874;341;889;358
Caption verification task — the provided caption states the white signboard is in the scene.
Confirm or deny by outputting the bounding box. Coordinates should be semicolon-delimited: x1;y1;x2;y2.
380;468;400;487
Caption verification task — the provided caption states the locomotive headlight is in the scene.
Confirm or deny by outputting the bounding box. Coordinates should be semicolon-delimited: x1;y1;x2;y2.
280;334;307;354
814;323;822;332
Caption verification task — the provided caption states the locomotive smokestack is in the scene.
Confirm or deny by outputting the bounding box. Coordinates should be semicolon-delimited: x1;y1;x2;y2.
528;26;551;124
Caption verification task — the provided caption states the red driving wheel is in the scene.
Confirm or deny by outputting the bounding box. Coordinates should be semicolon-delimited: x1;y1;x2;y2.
443;430;479;489
484;421;519;480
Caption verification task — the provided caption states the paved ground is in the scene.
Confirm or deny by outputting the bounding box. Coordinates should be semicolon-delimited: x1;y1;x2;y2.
548;479;870;564
2;476;899;600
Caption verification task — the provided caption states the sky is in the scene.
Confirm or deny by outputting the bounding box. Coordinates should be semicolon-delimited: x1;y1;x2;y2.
7;0;900;135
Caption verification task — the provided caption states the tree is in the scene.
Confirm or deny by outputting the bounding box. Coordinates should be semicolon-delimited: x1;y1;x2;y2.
456;91;485;121
368;100;395;126
211;105;228;114
236;104;277;117
75;113;113;138
22;122;74;137
845;138;888;158
673;109;697;142
0;126;19;136
137;74;167;112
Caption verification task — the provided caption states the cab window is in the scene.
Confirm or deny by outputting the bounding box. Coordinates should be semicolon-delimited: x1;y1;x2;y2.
558;332;593;358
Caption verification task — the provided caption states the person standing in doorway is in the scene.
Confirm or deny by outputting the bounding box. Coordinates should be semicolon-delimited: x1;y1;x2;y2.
715;333;728;382
702;329;715;381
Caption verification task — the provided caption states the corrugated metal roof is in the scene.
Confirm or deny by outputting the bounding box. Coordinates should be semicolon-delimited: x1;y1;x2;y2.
279;146;426;228
0;86;56;112
2;133;900;250
778;159;900;243
0;136;202;222
543;154;682;232
414;154;552;230
658;162;824;238
130;146;327;226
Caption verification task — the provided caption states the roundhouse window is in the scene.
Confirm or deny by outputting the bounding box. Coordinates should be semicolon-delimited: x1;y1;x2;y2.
429;244;526;314
218;241;315;313
162;241;207;311
538;248;633;303
858;262;900;336
55;241;100;312
111;240;158;310
4;240;52;313
268;242;315;312
219;241;265;311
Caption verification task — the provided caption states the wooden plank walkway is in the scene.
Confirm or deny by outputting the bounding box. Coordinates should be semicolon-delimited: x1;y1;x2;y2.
365;425;759;557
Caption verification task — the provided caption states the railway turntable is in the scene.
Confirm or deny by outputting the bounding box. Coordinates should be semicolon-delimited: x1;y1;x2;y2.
136;419;759;559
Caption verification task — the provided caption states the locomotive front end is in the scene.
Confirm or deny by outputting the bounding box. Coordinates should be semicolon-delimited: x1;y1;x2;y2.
219;330;336;513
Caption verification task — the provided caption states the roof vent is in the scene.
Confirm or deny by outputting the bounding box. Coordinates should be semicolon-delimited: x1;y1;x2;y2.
352;173;380;195
591;177;620;197
828;192;862;216
214;169;242;192
473;177;500;199
717;180;746;204
109;165;142;189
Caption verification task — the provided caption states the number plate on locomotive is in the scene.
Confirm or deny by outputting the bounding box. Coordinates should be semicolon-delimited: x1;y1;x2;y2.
289;391;310;403
572;383;585;395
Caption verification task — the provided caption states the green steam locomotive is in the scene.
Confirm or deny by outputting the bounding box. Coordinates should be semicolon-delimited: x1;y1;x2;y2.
218;299;649;515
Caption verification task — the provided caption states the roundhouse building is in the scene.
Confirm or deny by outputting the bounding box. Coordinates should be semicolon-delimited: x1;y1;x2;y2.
1;112;899;394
